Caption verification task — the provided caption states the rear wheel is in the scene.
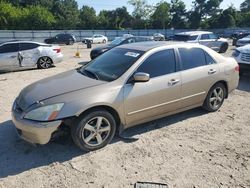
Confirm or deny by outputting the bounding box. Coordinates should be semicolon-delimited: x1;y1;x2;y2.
103;39;107;43
37;56;53;69
219;43;228;53
71;109;116;151
203;83;226;112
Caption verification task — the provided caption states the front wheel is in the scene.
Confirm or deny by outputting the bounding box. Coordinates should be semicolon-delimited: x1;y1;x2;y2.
71;109;116;151
203;83;226;112
37;57;53;69
102;39;107;43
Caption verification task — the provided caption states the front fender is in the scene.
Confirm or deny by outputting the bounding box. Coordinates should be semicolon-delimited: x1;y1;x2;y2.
42;84;126;125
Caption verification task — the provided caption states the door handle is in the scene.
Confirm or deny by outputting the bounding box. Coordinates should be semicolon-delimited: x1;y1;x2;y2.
208;69;217;75
168;79;180;86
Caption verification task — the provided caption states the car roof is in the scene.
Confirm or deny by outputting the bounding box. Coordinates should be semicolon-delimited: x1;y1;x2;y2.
118;41;203;52
176;31;212;36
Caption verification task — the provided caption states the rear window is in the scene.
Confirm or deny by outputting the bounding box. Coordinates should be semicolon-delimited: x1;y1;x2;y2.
174;35;198;41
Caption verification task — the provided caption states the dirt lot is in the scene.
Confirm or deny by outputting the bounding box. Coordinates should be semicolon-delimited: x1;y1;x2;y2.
0;43;250;188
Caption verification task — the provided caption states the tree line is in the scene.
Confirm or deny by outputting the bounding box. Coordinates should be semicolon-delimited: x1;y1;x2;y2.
0;0;250;30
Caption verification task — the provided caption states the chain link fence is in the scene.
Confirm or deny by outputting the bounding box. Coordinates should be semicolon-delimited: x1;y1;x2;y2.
0;28;249;42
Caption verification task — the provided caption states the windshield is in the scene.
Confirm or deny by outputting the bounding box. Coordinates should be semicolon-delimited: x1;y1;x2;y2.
79;48;144;82
111;37;125;46
173;34;198;41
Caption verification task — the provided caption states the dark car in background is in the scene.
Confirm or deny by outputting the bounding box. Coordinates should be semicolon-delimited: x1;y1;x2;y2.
231;30;250;46
90;36;153;59
44;34;76;45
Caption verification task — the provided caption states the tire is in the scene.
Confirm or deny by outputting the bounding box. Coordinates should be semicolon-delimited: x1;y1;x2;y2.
203;83;226;112
103;39;106;43
71;109;116;151
37;56;53;69
66;40;73;45
239;70;244;77
219;43;228;53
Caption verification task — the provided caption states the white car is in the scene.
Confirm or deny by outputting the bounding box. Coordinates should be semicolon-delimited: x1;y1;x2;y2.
82;34;108;44
173;31;229;53
232;44;250;75
0;41;63;70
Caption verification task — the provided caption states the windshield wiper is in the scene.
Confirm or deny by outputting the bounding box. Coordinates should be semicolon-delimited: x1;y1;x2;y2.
83;69;99;80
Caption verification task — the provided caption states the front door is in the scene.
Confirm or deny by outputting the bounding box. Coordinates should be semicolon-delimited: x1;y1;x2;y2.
0;43;19;69
19;43;40;67
124;49;182;126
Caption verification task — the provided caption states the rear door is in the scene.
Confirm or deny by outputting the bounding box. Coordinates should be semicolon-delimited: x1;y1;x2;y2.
124;49;182;126
199;34;213;48
0;43;19;69
208;33;221;51
19;42;40;67
178;47;220;108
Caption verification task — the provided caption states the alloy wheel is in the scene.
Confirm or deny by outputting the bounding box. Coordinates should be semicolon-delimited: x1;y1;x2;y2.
81;116;111;147
39;57;52;69
209;87;224;109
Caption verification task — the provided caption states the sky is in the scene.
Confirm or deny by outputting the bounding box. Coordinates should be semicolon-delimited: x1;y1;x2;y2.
77;0;245;13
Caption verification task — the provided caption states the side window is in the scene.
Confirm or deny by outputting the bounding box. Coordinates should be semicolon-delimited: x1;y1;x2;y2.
0;43;19;53
189;35;198;41
137;49;176;78
204;52;216;64
55;34;61;39
201;34;209;40
209;34;218;39
179;48;206;70
20;43;39;51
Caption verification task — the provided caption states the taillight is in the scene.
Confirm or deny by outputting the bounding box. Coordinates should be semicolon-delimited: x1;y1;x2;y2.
53;48;61;53
235;65;240;72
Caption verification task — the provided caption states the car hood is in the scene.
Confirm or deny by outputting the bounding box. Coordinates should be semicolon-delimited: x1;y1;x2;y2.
218;37;228;42
17;70;106;110
237;44;250;53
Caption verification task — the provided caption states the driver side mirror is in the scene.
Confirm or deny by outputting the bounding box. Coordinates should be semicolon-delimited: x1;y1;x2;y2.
133;72;150;82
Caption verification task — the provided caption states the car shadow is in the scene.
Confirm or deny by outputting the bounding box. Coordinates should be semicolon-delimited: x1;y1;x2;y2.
238;73;250;92
0;107;205;178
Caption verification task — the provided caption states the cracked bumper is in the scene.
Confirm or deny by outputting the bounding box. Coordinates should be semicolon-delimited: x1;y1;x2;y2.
12;110;62;144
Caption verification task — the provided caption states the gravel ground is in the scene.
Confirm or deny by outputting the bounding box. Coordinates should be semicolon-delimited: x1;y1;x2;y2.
0;43;250;188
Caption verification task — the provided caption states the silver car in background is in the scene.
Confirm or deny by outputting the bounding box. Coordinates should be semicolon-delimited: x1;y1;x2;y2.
173;31;229;53
236;34;250;47
0;41;63;70
232;44;250;75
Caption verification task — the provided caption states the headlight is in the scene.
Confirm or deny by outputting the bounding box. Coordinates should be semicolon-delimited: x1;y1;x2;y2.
232;50;240;57
24;103;64;121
